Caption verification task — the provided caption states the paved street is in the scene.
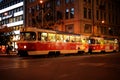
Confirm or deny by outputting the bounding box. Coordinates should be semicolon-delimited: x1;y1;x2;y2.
0;53;120;80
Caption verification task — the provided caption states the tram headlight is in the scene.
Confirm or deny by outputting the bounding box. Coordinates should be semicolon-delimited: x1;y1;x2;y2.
24;45;27;49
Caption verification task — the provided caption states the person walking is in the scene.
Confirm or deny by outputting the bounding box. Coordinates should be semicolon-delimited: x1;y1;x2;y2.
6;44;10;55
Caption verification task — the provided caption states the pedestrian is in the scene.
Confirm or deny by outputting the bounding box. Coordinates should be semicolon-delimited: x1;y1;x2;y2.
88;46;92;54
6;44;10;55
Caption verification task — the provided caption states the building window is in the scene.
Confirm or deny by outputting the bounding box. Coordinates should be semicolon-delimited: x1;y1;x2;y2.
84;24;92;33
108;14;111;23
20;15;23;20
96;26;99;34
96;0;99;5
103;12;106;20
96;10;99;20
36;4;40;11
65;0;69;4
65;8;74;19
20;6;23;11
84;7;87;18
45;3;51;8
88;8;91;19
56;0;61;6
65;24;74;33
71;0;74;3
100;26;106;35
29;8;32;13
65;9;69;19
65;0;75;4
70;8;74;18
29;0;35;3
9;18;13;23
88;0;91;3
83;0;91;3
100;11;102;19
83;0;87;2
104;27;108;35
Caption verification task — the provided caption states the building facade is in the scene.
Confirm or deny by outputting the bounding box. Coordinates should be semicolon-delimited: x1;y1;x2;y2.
0;0;25;49
26;0;120;38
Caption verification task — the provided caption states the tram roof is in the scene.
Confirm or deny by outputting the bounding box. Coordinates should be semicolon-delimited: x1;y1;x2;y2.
21;27;80;36
104;37;118;40
56;31;80;36
21;27;56;33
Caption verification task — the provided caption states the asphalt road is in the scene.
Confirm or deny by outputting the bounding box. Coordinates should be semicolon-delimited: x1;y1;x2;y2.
0;53;120;80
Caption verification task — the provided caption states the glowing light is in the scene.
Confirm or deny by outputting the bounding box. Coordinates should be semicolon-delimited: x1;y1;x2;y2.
4;12;8;16
40;0;43;4
102;20;105;24
24;45;27;49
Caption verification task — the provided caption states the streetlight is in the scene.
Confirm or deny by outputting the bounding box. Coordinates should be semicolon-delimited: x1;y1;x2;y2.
101;20;105;24
40;0;43;28
40;0;43;4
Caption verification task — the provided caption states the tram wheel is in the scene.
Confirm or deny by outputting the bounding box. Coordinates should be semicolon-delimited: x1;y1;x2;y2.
55;51;60;57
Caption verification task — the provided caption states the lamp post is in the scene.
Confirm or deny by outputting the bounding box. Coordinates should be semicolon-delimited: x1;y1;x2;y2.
40;0;43;28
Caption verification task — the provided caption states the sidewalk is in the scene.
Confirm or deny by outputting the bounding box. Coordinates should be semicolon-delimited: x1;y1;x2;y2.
0;51;17;57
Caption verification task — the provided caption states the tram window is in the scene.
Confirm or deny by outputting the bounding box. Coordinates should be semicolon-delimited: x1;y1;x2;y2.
48;33;56;42
20;32;36;41
104;40;107;44
109;40;114;45
96;40;100;44
89;39;95;44
70;36;75;42
41;32;48;41
114;39;118;44
81;39;86;43
56;34;63;42
99;39;104;44
76;36;81;42
20;33;24;40
64;35;70;42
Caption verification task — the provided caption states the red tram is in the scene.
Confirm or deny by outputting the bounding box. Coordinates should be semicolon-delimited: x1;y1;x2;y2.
89;37;119;53
17;27;119;56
